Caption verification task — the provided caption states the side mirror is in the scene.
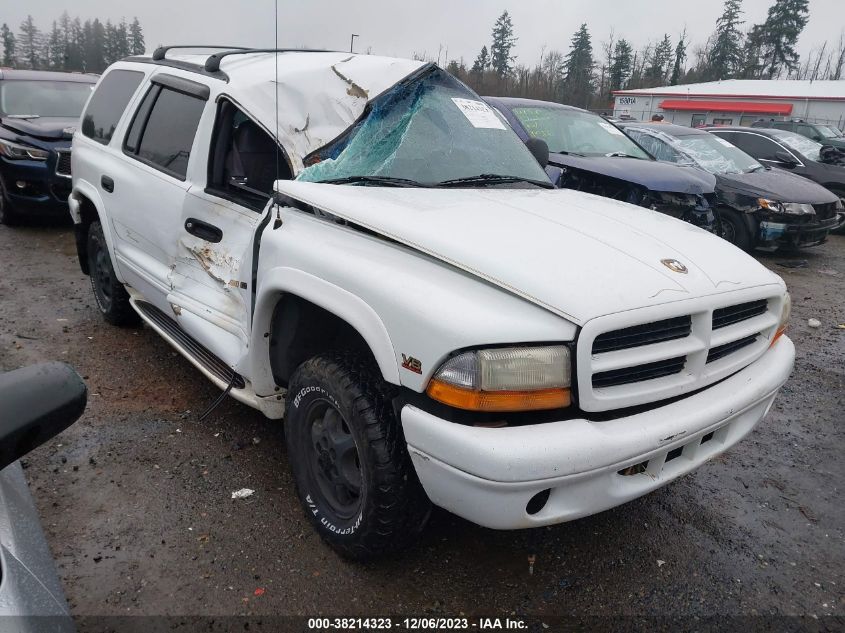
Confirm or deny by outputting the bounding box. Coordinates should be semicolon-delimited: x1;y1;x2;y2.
0;363;87;471
525;137;549;169
774;150;798;166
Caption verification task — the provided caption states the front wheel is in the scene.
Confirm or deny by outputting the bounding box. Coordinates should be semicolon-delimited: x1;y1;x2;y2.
285;352;430;560
0;179;21;226
719;210;755;251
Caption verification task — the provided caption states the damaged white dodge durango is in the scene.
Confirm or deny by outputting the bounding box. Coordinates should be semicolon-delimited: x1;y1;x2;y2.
70;47;795;560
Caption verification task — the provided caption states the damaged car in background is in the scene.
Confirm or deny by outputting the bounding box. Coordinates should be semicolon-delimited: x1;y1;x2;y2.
70;47;794;560
483;97;718;231
621;122;844;251
0;69;97;225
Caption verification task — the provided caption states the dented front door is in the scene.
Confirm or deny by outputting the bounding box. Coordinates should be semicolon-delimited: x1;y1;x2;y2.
166;186;266;368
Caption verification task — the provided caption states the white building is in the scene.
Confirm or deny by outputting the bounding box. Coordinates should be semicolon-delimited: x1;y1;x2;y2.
613;79;845;128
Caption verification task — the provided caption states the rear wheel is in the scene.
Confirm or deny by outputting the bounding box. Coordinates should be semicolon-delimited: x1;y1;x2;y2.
87;221;140;326
720;210;754;251
285;351;430;560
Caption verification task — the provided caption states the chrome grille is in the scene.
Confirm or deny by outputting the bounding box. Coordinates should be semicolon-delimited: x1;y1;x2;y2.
578;290;784;412
55;150;72;177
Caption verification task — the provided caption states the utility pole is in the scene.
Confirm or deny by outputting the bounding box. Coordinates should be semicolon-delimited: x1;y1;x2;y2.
350;34;359;53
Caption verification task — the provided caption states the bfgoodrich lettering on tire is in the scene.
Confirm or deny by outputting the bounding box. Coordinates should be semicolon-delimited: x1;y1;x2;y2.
285;351;430;560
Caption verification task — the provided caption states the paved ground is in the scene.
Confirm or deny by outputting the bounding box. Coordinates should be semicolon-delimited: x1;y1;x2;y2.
1;221;843;621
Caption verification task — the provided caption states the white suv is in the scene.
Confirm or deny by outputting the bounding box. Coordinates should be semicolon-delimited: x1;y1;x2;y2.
70;47;795;560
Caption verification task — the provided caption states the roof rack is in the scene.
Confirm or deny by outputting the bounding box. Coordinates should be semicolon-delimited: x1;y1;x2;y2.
203;48;336;72
152;45;251;61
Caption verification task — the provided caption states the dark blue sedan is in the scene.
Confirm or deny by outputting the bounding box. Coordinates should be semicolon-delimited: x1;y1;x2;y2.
484;96;718;231
0;69;97;224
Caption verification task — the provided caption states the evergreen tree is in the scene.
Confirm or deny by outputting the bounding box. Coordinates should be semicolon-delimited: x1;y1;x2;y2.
710;0;745;79
562;23;595;108
128;17;145;55
670;33;688;85
490;10;517;78
758;0;810;78
85;19;107;73
471;45;490;75
48;21;64;69
741;25;766;78
609;39;633;92
646;34;673;85
1;24;16;67
18;15;42;69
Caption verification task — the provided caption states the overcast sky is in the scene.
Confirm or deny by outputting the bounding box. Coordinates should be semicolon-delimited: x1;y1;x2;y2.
8;0;844;69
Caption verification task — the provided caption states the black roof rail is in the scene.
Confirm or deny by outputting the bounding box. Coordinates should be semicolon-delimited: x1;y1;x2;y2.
204;48;336;72
152;45;251;61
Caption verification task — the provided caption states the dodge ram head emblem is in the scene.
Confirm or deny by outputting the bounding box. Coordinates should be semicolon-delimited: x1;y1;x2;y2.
661;258;688;274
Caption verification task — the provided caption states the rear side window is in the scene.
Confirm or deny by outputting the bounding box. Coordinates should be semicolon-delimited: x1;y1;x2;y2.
124;85;206;180
81;70;144;145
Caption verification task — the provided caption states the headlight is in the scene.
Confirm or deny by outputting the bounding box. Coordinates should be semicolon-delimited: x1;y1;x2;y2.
0;138;49;161
772;292;790;347
426;345;572;412
758;198;815;215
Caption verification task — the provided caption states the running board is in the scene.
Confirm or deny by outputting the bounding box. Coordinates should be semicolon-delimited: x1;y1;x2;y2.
133;300;246;390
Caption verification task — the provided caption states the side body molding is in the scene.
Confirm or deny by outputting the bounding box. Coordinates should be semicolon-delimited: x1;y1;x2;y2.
248;267;400;395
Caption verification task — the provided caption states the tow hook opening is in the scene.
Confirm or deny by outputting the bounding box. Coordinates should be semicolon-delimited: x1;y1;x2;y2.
618;460;649;476
526;488;551;515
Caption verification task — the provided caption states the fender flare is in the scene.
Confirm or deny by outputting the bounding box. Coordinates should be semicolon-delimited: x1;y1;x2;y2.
71;181;126;283
248;267;400;395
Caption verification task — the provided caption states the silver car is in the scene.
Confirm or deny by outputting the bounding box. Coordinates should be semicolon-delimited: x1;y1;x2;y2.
0;362;87;632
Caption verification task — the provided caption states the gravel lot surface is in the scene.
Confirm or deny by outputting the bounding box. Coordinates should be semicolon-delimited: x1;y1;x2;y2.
1;221;842;624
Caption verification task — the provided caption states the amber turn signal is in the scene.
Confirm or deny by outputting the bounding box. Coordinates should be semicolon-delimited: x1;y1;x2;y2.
426;379;571;412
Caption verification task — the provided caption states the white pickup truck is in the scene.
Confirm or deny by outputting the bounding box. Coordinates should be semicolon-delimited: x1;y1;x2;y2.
70;47;794;560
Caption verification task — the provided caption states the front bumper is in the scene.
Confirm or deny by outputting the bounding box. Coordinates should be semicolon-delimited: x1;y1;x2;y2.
0;151;72;217
402;336;794;530
758;214;841;249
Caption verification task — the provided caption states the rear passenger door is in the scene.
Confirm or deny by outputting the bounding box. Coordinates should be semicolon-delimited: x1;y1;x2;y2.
107;73;209;313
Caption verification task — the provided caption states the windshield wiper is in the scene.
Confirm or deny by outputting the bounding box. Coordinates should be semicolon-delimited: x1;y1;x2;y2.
553;150;586;157
435;174;554;189
605;151;642;159
318;175;432;188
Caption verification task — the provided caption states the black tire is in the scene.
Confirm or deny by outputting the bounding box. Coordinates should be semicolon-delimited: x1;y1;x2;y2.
720;210;754;251
285;352;431;560
87;220;140;327
0;179;21;226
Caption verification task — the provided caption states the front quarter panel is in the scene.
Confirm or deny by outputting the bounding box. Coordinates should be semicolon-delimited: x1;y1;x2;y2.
250;210;576;394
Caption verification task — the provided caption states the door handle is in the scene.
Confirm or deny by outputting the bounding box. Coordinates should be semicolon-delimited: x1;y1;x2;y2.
101;175;114;193
185;218;223;243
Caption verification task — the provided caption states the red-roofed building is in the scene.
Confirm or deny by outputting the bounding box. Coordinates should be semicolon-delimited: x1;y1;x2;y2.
612;80;845;129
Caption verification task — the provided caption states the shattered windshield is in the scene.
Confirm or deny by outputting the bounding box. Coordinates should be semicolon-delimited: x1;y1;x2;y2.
297;68;549;187
511;106;650;159
675;134;762;175
767;129;822;161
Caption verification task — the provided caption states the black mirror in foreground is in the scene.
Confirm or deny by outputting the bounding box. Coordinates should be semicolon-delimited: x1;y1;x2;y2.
525;137;550;169
0;363;87;470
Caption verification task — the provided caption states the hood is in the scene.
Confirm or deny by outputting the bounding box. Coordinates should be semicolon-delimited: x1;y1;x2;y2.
0;116;79;141
717;167;839;204
548;154;716;195
276;182;780;325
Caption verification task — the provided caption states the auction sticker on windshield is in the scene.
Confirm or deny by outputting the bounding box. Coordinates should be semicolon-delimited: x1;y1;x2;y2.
713;136;734;147
451;98;506;130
